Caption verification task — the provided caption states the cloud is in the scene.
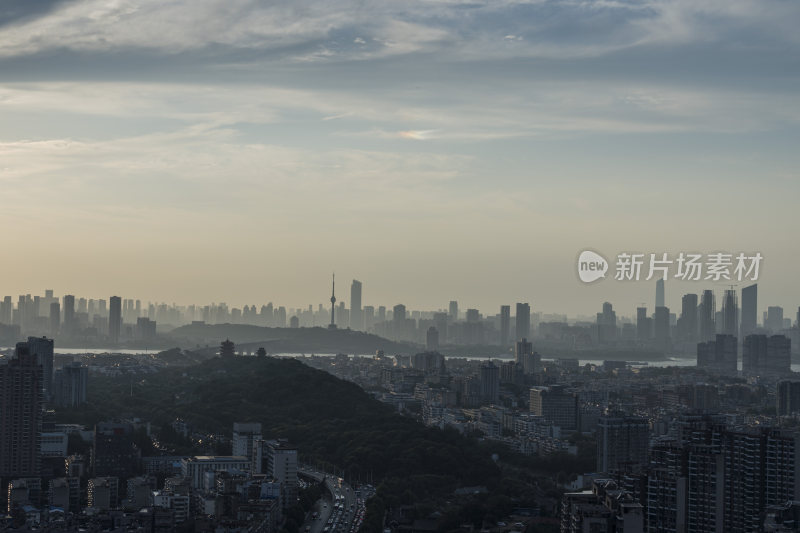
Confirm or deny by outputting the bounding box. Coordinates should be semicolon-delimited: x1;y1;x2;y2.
397;129;437;140
0;0;796;65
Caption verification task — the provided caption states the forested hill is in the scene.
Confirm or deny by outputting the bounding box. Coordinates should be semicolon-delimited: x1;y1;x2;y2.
166;323;418;355
60;356;524;531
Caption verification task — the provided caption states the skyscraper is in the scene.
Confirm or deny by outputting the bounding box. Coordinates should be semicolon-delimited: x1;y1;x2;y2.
597;415;650;473
656;278;665;309
350;279;362;331
28;336;54;401
109;296;122;342
0;342;43;477
448;301;458;322
740;284;757;338
529;385;578;431
777;380;800;416
53;362;88;407
699;290;716;341
232;422;263;465
697;334;737;372
654;306;671;349
767;306;784;333
721;289;738;337
636;307;650;342
596;302;617;343
363;305;375;331
743;334;791;375
515;338;532;365
50;301;61;337
92;422;140;479
479;361;499;405
426;326;439;351
499;305;511;345
679;293;698;343
63;294;75;333
515;302;530;340
393;304;406;322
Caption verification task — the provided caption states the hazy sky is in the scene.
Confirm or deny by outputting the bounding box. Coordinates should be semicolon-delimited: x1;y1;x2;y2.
1;0;798;317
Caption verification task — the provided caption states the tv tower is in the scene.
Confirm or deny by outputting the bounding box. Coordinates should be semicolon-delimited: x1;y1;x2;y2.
329;273;337;329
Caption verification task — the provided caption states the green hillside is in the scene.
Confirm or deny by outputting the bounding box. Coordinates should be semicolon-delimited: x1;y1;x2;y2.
57;356;566;531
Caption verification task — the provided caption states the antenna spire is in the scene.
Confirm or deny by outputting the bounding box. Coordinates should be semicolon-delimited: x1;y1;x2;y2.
329;273;337;329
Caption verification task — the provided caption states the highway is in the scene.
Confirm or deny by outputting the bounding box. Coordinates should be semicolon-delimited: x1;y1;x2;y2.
299;468;369;533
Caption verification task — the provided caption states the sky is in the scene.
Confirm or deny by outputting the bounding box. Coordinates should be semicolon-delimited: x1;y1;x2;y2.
0;0;799;318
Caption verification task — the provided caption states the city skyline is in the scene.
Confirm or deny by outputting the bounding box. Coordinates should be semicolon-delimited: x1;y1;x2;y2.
3;2;800;529
0;279;800;324
1;0;798;315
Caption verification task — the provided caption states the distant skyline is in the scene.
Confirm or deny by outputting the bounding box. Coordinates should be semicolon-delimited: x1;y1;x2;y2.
1;0;798;315
0;279;791;323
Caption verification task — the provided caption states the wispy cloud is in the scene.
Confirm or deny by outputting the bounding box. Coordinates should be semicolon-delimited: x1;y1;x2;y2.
0;0;796;63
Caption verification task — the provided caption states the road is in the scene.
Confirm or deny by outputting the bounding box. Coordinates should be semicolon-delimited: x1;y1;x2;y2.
299;468;369;533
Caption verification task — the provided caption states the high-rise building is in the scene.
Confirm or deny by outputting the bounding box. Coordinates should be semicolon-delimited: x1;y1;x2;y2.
596;302;617;343
448;301;458;322
0;342;43;477
699;290;716;341
515;302;530;340
232;422;262;468
62;295;75;334
697;334;737;373
0;295;11;324
515;338;532;365
678;293;698;343
499;305;511;345
654;306;671;349
253;440;298;512
136;317;156;340
767;306;785;333
432;312;448;344
597;415;649;473
740;284;757;338
637;307;650;342
109;296;122;342
529;385;578;431
392;304;407;340
514;339;541;375
499;361;517;384
656;278;665;309
350;280;362;331
648;415;800;533
363;305;375;331
49;302;61;337
479;361;499;405
53;363;88;407
426;327;439;351
92;422;140;479
777;380;800;416
28;336;54;401
720;289;738;337
743;334;791;375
